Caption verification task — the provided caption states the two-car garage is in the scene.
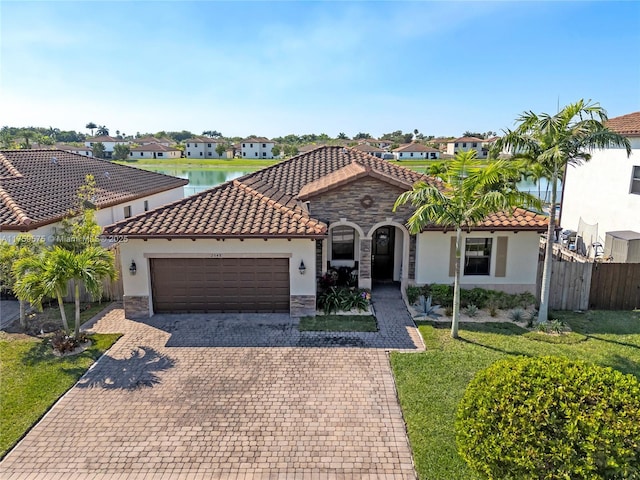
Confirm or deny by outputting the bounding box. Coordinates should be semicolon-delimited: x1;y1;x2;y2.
150;257;291;313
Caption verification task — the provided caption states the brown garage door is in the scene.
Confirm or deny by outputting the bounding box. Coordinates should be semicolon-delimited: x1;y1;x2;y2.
150;257;290;313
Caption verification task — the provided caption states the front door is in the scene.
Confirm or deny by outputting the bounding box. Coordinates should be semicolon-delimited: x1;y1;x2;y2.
372;226;394;281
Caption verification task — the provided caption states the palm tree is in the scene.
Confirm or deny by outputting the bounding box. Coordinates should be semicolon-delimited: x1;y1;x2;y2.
70;247;117;337
394;150;541;338
492;100;631;323
96;125;109;136
0;235;45;328
13;247;75;332
86;122;97;136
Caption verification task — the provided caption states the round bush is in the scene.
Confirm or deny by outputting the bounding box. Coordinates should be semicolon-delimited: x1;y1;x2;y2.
456;356;640;479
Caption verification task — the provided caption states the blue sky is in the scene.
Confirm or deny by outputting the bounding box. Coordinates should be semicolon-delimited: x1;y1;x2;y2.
1;1;639;139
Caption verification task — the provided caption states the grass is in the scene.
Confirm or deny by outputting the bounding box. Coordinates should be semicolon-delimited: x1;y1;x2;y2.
298;315;378;332
390;310;640;480
0;331;121;458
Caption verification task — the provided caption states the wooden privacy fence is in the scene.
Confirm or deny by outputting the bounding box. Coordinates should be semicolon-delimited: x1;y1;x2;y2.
537;260;640;311
62;244;123;303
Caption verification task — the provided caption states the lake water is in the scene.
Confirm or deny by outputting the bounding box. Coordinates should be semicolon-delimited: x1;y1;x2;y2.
141;166;562;204
137;167;255;196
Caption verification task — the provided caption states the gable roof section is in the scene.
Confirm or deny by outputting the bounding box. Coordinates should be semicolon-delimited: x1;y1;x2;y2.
0;149;188;231
104;180;326;239
87;135;122;143
353;143;385;153
242;137;272;143
393;143;438;153
185;136;220;144
450;136;485;143
606;112;640;137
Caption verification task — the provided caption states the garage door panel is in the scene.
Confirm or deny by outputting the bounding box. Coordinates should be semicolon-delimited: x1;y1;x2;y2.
151;258;290;313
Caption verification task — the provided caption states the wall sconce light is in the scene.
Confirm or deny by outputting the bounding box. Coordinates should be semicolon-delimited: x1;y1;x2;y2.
129;260;137;275
298;260;306;275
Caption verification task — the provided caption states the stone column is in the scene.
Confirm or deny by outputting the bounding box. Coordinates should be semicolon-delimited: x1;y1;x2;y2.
359;237;372;290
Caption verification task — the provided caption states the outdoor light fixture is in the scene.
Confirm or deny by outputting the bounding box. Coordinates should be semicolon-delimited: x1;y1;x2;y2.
299;260;306;275
129;260;137;275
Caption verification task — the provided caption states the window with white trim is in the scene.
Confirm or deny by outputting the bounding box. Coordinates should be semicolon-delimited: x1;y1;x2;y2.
464;238;492;275
124;206;132;218
631;166;640;195
331;226;355;260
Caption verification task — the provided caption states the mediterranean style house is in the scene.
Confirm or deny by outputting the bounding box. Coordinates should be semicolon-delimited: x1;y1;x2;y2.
241;137;275;158
184;136;227;158
104;146;547;319
84;135;129;159
0;149;187;243
446;136;498;159
129;143;181;159
560;111;640;260
392;142;440;160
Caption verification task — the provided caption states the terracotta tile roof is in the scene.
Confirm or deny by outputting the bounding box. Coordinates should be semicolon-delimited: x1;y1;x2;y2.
130;144;180;152
0;149;188;230
450;136;485;143
185;136;220;143
242;137;273;143
420;208;548;232
134;136;172;144
606;112;640;137
104;145;544;239
57;144;92;152
241;146;429;198
87;136;123;143
393;143;439;153
352;144;385;153
104;180;326;239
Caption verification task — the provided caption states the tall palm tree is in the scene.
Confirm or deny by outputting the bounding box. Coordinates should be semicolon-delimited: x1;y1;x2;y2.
96;125;109;136
85;122;97;136
492;100;631;323
70;247;117;337
394;150;541;339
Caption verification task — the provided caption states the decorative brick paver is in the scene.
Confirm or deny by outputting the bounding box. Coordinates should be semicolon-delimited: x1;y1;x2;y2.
1;285;421;479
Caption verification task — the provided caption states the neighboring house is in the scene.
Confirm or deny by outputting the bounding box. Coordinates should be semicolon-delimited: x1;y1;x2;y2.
56;144;93;157
134;136;173;146
0;149;188;244
352;143;385;158
103;146;547;319
241;137;274;159
446;136;487;158
85;136;129;159
392;143;440;160
129;143;181;159
184;136;226;158
560;111;640;259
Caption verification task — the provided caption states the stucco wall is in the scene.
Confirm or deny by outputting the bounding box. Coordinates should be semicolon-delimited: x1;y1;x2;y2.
119;238;317;314
561;140;640;241
416;230;541;293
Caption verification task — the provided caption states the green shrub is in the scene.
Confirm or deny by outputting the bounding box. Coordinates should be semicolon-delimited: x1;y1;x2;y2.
509;308;526;322
317;287;370;314
461;288;490;309
430;284;453;307
406;286;421;305
456;356;640;479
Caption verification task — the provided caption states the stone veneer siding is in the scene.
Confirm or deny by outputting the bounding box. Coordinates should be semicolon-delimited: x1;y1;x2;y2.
290;295;316;317
308;176;416;278
124;295;150;319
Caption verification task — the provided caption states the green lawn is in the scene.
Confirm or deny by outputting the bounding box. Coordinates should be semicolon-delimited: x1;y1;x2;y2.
298;315;378;332
390;310;640;480
0;304;121;459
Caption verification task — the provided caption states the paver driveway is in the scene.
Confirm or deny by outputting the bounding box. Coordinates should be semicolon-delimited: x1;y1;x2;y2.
1;286;422;479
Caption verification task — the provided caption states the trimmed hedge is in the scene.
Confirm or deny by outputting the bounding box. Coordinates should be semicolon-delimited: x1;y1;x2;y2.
456;356;640;479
